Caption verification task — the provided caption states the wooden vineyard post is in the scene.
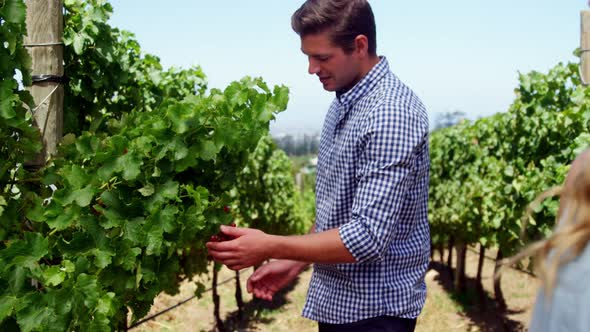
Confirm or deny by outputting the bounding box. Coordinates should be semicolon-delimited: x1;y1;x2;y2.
447;236;455;282
453;242;467;293
493;249;507;311
476;244;487;308
24;0;64;167
212;263;226;332
581;11;590;86
235;271;244;321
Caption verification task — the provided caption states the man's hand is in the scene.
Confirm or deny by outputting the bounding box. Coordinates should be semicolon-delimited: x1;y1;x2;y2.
206;226;271;270
247;260;308;301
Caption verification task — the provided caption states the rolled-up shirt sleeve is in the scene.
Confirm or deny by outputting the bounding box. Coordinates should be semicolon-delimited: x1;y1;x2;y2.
338;99;427;263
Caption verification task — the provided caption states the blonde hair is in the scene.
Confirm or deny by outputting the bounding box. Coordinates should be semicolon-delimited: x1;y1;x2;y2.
500;150;590;299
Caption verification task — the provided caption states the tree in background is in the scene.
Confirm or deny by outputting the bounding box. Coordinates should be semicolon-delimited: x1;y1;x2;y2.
273;133;319;156
233;135;314;236
432;110;466;131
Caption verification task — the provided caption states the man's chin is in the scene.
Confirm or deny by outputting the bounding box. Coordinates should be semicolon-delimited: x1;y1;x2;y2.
321;83;337;92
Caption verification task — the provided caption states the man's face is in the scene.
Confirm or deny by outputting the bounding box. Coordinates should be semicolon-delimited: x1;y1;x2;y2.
301;32;361;92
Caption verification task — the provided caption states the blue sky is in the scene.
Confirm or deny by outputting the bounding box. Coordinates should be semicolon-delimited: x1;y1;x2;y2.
109;1;587;135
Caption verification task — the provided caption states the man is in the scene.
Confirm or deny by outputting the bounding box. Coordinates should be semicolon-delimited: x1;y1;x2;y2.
206;1;430;331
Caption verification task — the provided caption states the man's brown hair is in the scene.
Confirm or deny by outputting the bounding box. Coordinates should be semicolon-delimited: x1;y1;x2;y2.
291;0;377;56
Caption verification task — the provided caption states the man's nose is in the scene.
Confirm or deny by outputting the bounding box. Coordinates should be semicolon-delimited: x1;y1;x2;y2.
308;59;320;75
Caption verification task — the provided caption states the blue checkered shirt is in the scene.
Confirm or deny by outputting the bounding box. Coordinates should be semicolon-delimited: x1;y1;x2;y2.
302;57;431;324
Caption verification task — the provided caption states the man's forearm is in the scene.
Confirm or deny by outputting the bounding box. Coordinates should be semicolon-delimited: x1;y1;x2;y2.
267;228;357;264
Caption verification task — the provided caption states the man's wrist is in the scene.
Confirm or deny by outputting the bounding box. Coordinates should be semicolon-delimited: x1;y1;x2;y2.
264;234;284;260
264;235;308;267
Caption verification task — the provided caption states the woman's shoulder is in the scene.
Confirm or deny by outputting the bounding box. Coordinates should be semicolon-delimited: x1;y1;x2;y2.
529;248;590;332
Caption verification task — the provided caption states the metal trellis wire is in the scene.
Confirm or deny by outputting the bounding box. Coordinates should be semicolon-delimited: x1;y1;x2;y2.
127;276;235;330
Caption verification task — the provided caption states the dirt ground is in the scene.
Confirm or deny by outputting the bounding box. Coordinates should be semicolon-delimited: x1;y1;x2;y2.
418;247;538;332
130;246;538;332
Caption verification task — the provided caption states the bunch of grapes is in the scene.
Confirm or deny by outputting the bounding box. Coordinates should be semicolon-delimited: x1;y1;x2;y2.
209;222;236;242
206;207;236;260
209;206;236;242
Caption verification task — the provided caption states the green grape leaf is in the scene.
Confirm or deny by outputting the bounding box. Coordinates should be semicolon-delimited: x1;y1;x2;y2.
0;233;48;268
0;88;17;120
16;295;54;332
116;247;141;271
93;250;114;269
120;154;142;181
73;185;96;207
2;0;27;24
138;184;155;197
73;33;86;55
43;266;66;287
198;140;218;161
74;274;100;309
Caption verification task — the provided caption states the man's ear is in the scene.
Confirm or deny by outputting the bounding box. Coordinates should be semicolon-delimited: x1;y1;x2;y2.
353;35;369;57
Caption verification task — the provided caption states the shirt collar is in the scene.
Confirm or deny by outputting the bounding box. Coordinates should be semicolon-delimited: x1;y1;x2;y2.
336;56;389;108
